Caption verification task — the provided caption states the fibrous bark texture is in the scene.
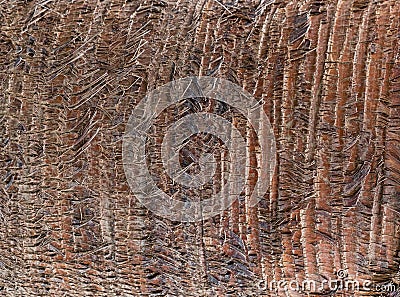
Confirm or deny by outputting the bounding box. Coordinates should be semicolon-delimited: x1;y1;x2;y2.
0;0;399;296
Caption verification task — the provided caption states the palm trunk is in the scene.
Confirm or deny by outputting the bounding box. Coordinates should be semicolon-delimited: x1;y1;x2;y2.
0;0;399;296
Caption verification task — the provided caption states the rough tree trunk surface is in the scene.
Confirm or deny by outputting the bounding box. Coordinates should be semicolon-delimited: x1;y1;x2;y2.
0;0;399;296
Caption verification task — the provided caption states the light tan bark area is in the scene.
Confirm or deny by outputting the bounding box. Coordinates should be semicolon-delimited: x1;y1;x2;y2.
0;0;399;296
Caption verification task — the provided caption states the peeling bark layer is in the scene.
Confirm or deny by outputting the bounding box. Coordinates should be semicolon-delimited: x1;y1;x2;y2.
0;0;399;296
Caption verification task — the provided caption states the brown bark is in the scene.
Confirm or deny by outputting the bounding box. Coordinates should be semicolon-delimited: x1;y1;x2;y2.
0;0;399;296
